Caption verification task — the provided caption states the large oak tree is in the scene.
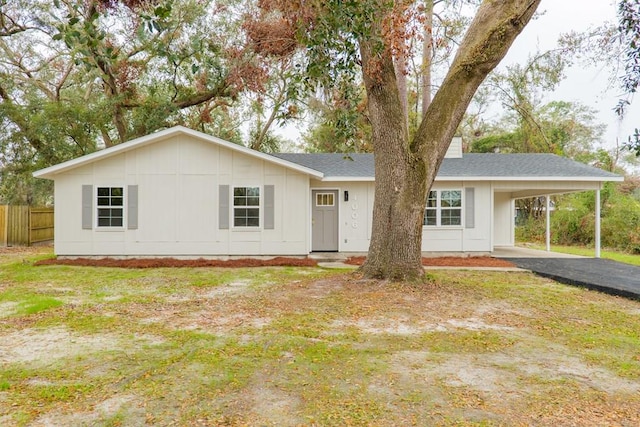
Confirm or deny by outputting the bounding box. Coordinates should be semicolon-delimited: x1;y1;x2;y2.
255;0;541;280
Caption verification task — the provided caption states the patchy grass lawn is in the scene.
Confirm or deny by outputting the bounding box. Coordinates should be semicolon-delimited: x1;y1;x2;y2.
1;247;640;426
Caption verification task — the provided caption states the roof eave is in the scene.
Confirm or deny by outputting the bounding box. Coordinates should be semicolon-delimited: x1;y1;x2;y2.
314;175;623;183
318;176;375;182
435;175;624;182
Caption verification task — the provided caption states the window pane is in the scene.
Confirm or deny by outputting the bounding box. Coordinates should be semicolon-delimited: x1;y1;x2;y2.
233;187;260;227
316;193;335;206
441;190;462;208
442;209;461;226
424;209;437;226
427;191;437;208
96;187;125;227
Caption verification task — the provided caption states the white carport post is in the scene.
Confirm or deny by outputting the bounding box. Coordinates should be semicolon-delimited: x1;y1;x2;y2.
595;186;601;258
545;195;551;252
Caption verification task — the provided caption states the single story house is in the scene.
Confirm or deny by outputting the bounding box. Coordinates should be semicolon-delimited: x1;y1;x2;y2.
33;126;622;257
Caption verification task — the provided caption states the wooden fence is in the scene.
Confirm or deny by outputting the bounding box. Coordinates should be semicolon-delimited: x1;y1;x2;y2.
0;206;54;246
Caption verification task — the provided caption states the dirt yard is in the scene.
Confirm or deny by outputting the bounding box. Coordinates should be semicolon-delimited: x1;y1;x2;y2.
1;247;639;426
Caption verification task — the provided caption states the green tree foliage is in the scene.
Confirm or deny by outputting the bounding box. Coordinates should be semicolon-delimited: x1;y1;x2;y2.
466;48;603;157
617;0;640;116
519;183;640;254
0;0;272;204
617;0;640;152
303;77;372;153
470;100;604;159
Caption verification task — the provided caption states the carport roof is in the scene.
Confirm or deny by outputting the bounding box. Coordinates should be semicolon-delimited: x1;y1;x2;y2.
272;153;623;182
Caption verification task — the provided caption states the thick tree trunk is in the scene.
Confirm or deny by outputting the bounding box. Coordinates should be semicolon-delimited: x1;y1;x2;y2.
360;0;541;281
359;42;427;280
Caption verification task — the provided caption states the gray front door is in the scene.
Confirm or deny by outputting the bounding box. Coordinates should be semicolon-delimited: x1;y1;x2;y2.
312;190;339;252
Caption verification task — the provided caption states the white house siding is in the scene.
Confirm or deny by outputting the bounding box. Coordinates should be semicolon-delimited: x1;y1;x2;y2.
422;182;492;252
53;134;310;256
308;181;374;252
493;191;515;247
461;182;492;252
308;180;493;253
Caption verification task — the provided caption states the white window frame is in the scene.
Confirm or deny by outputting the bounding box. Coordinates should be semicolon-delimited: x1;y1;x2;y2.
95;185;125;230
232;186;261;228
423;189;463;227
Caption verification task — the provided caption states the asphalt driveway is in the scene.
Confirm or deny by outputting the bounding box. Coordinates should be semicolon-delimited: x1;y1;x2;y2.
503;257;640;300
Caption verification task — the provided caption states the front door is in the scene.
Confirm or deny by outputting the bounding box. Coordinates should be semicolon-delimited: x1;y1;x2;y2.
311;190;339;252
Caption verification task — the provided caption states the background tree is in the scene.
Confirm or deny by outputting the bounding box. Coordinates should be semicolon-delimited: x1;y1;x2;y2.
617;0;640;152
616;0;640;116
0;0;272;204
303;77;372;153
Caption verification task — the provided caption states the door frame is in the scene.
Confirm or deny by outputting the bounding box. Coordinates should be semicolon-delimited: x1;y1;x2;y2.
310;188;340;252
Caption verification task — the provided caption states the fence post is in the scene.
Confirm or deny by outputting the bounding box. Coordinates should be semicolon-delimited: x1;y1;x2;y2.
0;205;7;246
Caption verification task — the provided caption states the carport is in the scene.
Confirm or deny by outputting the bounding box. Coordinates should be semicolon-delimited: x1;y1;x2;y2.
490;157;624;257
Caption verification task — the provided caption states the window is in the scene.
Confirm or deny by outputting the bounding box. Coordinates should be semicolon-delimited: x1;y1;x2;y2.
97;187;124;227
423;190;462;226
316;192;335;206
233;186;260;227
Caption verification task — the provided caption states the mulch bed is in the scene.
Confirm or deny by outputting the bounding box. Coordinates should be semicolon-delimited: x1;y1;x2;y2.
345;256;516;268
34;257;319;269
33;255;515;269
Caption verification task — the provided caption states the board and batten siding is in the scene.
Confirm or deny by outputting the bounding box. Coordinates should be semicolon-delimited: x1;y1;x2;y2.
310;181;375;253
421;182;492;252
52;134;310;256
308;180;493;253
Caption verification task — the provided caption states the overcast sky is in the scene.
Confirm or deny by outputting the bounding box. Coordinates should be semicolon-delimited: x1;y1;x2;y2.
503;0;639;149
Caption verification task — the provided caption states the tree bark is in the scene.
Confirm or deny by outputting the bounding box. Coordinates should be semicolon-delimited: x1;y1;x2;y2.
421;0;434;116
361;0;541;281
393;54;409;133
359;41;427;280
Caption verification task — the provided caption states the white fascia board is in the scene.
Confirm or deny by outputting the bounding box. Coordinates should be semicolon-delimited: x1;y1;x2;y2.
320;176;375;182
33;126;324;180
434;175;624;182
318;175;622;183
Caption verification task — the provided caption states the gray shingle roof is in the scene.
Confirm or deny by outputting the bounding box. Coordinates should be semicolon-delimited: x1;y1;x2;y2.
272;153;621;180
